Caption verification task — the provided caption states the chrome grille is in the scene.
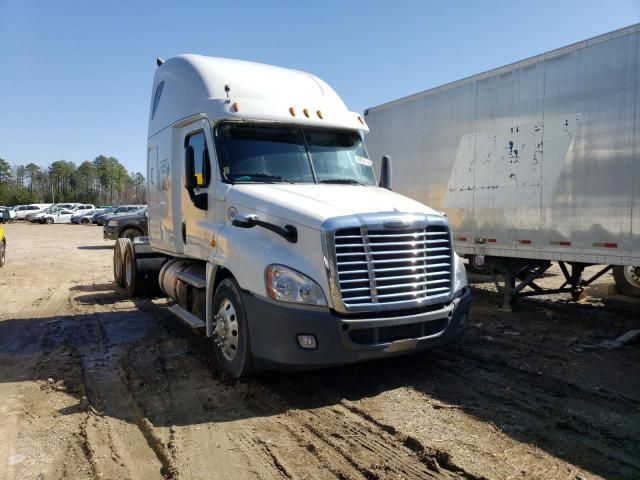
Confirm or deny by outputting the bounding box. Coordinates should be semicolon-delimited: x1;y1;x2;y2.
333;225;452;309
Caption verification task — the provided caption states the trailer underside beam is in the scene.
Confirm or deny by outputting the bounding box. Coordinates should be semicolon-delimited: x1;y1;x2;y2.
487;257;612;310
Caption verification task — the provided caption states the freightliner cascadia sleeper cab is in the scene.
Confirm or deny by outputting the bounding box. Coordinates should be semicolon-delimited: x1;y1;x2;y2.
113;55;470;378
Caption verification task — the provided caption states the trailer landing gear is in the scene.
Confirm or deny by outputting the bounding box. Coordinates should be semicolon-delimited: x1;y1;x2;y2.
488;257;612;311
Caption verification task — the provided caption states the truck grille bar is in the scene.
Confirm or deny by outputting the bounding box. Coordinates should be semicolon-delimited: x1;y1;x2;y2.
328;222;453;312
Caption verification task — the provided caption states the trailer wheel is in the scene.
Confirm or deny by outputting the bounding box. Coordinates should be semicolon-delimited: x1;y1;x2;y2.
123;240;147;298
0;241;5;267
113;238;128;288
613;265;640;298
212;278;254;379
467;255;490;275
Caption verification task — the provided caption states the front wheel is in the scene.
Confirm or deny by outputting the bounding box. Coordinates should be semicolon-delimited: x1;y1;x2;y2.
613;265;640;298
45;217;53;224
212;278;254;379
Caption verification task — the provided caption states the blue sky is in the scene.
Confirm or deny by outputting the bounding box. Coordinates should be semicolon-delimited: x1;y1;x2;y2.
1;0;639;174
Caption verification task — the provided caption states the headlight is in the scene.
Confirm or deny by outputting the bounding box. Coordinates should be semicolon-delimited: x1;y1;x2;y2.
108;220;118;227
453;253;468;294
265;264;327;306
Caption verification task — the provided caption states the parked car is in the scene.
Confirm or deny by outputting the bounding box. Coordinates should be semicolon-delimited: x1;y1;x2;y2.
41;209;76;224
72;203;95;212
14;204;45;220
0;206;17;220
26;205;58;223
0;208;8;266
103;207;148;240
94;205;143;226
71;208;104;224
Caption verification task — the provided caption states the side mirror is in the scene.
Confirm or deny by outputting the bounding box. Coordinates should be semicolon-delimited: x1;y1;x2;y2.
185;145;196;189
379;155;393;190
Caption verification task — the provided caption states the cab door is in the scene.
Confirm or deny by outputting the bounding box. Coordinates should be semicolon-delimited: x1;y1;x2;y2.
180;119;214;260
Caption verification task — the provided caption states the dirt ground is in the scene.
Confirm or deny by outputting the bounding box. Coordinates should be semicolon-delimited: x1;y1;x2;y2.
0;223;638;480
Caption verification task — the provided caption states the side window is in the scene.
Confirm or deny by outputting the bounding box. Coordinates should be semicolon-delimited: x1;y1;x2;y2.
151;81;164;120
185;131;210;187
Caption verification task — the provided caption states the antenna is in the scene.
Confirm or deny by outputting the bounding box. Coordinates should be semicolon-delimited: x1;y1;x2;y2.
224;84;231;102
156;57;165;67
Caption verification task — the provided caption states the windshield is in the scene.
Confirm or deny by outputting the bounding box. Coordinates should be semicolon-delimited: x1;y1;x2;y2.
215;124;376;185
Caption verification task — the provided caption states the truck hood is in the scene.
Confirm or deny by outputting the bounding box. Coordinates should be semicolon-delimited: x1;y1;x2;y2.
228;184;441;229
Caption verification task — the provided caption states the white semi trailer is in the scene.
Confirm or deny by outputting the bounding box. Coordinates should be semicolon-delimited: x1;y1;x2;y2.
113;55;470;378
365;24;640;308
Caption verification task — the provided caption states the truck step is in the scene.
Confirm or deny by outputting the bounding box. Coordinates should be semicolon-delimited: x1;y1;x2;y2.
174;271;206;289
167;304;205;329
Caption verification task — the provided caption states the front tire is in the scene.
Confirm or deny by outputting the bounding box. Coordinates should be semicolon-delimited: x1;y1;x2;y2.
613;265;640;298
45;217;53;224
212;278;254;379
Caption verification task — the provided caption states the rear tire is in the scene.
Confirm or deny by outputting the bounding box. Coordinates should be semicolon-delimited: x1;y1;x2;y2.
0;241;5;267
212;278;254;379
113;238;128;288
613;265;640;298
123;241;147;297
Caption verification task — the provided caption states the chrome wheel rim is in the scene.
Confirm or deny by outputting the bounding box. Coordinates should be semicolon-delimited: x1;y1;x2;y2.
214;299;239;361
623;266;640;288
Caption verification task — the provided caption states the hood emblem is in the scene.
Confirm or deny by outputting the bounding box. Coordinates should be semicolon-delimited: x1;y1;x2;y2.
383;218;411;229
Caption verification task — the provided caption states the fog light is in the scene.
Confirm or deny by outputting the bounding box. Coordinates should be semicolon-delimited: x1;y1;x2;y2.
297;334;317;349
459;313;468;327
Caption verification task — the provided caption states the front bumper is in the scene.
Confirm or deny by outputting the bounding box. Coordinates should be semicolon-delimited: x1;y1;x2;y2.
243;287;470;370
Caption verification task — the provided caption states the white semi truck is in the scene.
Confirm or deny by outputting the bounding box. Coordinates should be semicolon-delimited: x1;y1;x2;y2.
113;55;470;378
365;24;640;308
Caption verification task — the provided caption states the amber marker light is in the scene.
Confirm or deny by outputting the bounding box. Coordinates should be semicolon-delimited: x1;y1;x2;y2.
303;108;310;118
209;239;216;247
316;110;323;119
289;107;296;116
232;102;239;112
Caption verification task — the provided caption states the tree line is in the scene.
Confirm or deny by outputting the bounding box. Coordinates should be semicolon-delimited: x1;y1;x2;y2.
0;156;146;206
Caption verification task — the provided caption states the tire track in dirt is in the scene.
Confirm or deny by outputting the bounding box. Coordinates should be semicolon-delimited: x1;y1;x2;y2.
38;281;178;479
426;351;640;478
247;378;476;480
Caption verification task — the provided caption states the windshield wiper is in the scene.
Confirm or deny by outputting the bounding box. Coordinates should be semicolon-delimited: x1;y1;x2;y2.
228;172;295;184
318;178;365;186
